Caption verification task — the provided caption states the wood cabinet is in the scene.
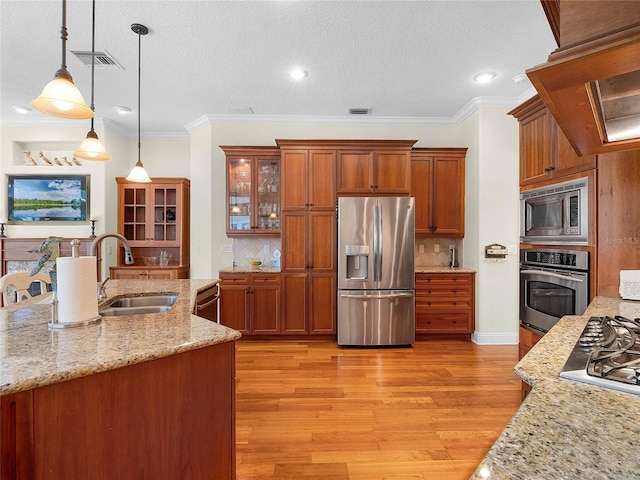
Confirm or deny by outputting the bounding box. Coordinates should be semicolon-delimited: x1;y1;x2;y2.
220;146;280;237
1;342;235;479
336;140;415;195
596;148;640;297
415;272;475;335
519;325;543;399
509;96;595;187
277;140;339;336
219;272;280;335
116;177;190;277
411;148;466;237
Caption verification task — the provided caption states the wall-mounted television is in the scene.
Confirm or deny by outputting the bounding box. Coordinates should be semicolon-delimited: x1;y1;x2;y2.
7;174;90;223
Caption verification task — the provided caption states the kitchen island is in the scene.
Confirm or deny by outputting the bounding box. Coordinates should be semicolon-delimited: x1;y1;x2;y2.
471;296;640;479
1;279;240;479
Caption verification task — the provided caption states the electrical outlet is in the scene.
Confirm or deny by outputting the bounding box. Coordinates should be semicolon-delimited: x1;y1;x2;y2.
264;244;270;254
508;244;517;255
449;244;455;251
434;244;440;253
107;245;113;255
220;244;233;253
419;245;424;253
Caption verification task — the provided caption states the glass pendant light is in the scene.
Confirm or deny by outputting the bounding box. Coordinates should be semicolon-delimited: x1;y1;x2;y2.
126;23;151;183
75;0;111;161
31;0;94;120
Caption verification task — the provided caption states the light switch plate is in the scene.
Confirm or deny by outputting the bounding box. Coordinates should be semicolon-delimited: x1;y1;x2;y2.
220;244;233;253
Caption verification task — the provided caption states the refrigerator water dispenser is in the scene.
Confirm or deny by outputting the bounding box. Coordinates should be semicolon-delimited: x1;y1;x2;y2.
345;245;370;280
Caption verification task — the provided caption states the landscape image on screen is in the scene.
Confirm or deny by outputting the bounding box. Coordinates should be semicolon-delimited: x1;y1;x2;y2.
9;176;87;222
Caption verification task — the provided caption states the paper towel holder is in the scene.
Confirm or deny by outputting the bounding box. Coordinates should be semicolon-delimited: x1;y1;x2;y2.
48;239;103;329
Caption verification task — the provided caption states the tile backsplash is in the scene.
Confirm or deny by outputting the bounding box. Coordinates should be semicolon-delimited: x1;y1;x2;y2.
233;238;282;267
232;238;462;268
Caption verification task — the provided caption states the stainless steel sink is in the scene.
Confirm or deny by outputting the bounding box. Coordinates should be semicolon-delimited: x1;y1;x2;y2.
100;305;173;316
100;293;178;317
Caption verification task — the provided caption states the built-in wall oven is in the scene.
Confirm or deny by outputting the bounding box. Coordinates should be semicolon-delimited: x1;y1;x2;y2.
520;248;589;333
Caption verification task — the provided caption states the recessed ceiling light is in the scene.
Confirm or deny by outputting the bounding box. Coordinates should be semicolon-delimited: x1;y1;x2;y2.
13;105;32;114
114;105;132;114
289;68;308;80
513;74;528;84
473;72;496;84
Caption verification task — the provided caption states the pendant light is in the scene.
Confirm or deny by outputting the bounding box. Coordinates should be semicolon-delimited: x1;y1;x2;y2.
31;0;94;120
74;0;111;161
126;23;151;183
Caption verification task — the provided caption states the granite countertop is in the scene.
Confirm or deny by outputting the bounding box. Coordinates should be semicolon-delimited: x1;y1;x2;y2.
0;279;240;396
414;266;476;273
221;265;476;274
471;296;640;480
219;265;281;274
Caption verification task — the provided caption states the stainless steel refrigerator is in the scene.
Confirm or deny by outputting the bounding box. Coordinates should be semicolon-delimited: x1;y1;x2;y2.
337;197;415;346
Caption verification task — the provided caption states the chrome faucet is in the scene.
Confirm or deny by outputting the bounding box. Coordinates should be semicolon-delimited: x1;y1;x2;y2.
90;233;135;301
90;232;135;265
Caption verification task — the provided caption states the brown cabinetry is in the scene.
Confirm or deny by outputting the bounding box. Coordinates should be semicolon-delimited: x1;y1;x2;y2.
219;272;280;335
509;96;595;187
518;325;543;399
114;177;190;279
1;343;235;479
220;146;280;237
411;148;466;237
415;272;475;335
277;140;339;336
335;140;415;195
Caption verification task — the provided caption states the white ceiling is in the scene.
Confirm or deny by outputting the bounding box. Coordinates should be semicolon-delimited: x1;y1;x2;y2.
0;0;557;138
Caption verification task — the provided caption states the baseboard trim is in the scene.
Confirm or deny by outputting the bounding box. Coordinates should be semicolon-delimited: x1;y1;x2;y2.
471;331;519;345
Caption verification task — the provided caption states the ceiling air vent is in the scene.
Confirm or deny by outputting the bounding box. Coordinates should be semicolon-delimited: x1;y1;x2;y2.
71;50;124;69
349;108;371;115
227;107;254;114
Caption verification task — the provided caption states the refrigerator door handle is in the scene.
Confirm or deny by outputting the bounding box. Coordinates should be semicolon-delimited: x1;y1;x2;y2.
373;204;382;282
340;292;414;299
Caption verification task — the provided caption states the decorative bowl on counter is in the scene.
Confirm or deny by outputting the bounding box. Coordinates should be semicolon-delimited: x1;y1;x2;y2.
143;257;159;266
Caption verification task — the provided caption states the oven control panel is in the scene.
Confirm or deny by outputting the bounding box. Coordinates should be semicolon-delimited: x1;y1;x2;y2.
520;248;589;271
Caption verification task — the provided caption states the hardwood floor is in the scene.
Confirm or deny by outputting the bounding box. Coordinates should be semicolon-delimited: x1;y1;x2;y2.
235;339;522;480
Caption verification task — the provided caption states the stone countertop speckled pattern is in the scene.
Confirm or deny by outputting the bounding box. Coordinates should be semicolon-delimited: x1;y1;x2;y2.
414;266;476;273
0;279;240;396
221;266;476;274
471;296;640;480
219;265;281;274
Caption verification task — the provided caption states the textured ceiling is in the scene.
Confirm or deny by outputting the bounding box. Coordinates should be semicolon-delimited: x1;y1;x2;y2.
0;0;556;137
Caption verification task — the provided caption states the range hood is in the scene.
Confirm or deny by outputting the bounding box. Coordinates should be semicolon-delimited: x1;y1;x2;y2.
527;1;640;156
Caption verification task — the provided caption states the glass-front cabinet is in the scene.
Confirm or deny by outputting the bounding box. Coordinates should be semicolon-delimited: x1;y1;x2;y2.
221;146;280;237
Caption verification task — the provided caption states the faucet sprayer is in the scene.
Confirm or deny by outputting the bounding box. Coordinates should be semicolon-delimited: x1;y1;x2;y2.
90;233;135;265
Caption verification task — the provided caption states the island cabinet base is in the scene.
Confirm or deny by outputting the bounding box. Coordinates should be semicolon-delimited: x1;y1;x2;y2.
1;342;235;480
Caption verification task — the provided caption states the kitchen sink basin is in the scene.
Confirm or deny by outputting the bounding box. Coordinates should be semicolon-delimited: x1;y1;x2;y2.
99;293;178;317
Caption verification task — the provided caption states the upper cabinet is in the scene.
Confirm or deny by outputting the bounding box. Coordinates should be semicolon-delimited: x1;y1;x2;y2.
527;0;640;156
509;96;595;187
220;146;281;237
336;140;416;195
411;148;466;238
114;177;190;278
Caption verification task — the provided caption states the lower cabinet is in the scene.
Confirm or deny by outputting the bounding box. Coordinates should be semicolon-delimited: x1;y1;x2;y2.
109;265;189;279
519;325;543;400
0;343;235;479
280;273;336;335
219;272;280;334
415;272;475;334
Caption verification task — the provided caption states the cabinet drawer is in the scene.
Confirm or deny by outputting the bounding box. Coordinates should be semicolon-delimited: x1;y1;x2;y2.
416;312;471;332
415;274;472;287
250;273;280;284
219;273;250;284
415;285;472;296
415;296;472;310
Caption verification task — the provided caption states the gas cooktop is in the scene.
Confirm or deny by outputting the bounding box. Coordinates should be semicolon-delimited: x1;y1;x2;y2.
560;316;640;395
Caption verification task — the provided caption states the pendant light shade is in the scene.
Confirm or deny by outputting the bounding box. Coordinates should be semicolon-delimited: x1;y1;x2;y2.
75;0;111;161
31;0;93;120
126;23;151;183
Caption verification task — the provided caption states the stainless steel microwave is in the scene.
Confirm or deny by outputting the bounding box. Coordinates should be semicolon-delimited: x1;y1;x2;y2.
520;177;589;245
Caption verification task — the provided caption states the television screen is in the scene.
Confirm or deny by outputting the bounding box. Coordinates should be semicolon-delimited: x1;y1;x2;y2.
8;175;90;222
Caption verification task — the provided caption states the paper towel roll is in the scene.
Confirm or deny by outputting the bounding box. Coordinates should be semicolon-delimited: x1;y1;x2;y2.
56;256;99;324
